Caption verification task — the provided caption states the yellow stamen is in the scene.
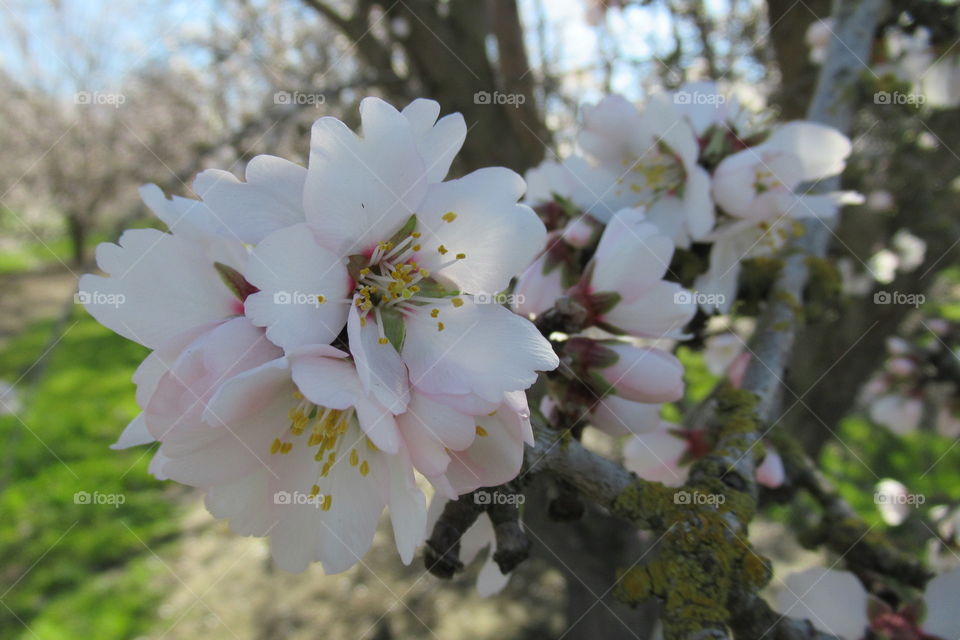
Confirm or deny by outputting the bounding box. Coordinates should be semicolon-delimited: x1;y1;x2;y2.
321;495;332;511
378;337;389;345
476;425;488;437
316;295;326;304
451;297;464;308
271;438;282;454
437;322;445;332
437;245;448;255
441;211;457;223
359;460;370;477
455;252;466;260
349;449;359;466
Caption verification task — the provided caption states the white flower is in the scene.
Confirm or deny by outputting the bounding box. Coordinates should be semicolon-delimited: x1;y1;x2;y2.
712;121;858;223
703;333;744;377
755;446;785;489
874;478;911;526
577;94;714;246
584;208;695;339
202;97;558;414
805;18;834;64
777;568;869;640
590;396;662;437
924;569;960;639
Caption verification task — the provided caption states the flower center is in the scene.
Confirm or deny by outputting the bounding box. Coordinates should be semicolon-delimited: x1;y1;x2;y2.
349;217;468;344
617;144;687;205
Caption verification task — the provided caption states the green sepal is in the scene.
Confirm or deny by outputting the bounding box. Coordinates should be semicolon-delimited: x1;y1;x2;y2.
379;305;406;352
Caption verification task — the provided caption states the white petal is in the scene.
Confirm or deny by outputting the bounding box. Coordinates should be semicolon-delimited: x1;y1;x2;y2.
402;298;558;403
192;155;307;244
592;209;672;296
623;426;688;486
402;99;466;183
112;414;154;449
243;224;351;350
777;568;869;640
414;167;546;295
590;396;661;437
347;304;410;414
80;229;237;349
386;445;427;564
305;110;427;255
601;280;695;339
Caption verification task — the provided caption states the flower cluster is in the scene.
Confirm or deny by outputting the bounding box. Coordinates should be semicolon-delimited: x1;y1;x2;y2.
80;98;558;573
519;82;858;477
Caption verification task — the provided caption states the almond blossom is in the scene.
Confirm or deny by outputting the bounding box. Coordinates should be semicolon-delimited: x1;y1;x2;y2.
80;96;559;574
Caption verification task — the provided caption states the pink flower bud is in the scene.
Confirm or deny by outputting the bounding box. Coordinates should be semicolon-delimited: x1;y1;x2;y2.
595;343;685;403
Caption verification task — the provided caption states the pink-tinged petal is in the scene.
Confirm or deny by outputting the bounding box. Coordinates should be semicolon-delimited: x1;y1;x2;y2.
512;252;566;317
146;318;281;449
414;167;546;295
134;324;216;409
159;392;291;488
600;281;695;339
243;224;351;350
592;209;672;296
80;229;236;349
386;444;427;564
924;569;960;640
402;298;558;403
316;432;390;574
623;426;688;486
289;354;362;411
459;511;511;596
398;410;452;477
416;389;502;416
401;99;466;183
777;568;869;640
112;414;153;449
756;447;785;489
590;396;661;437
347;304;410;414
353;391;402;455
304;107;427;255
205;470;275;537
192;155;307;244
398;391;476;451
204;357;290;427
598;345;685;404
444;397;528;494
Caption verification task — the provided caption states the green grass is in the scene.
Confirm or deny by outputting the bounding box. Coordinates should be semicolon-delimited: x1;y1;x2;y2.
0;310;179;639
